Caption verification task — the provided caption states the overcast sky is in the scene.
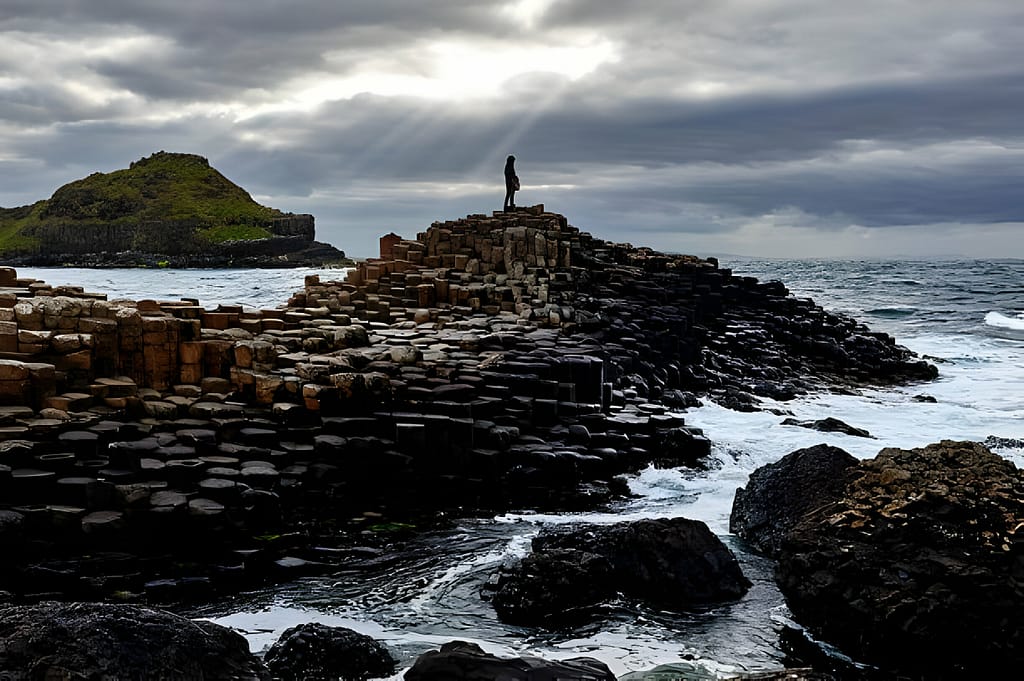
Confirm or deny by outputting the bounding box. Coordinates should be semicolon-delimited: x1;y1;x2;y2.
2;1;1022;258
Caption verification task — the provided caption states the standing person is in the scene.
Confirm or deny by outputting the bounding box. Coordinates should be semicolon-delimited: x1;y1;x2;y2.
503;155;519;211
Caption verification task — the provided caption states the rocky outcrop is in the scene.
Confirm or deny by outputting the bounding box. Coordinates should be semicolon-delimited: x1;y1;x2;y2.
487;517;750;626
730;444;859;557
338;206;936;406
0;268;714;601
0;152;348;267
0;205;939;602
780;417;873;438
0;206;937;417
262;623;395;681
14;216;315;256
404;640;616;681
0;601;269;679
4;235;350;268
1;228;349;268
738;441;1024;678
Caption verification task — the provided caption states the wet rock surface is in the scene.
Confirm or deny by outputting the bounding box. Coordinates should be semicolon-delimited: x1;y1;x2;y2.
263;622;396;681
0;601;269;679
487;517;750;626
742;440;1024;678
404;640;616;681
779;417;873;438
730;443;859;557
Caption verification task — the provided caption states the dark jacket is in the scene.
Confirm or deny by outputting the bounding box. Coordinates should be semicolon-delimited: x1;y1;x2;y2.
504;158;517;189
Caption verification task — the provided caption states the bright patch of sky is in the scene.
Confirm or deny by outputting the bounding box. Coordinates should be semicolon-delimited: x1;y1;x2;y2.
1;0;1021;258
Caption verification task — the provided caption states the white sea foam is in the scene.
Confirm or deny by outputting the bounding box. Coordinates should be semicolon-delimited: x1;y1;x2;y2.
985;310;1024;330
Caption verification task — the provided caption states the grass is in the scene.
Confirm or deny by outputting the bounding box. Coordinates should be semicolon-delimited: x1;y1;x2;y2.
0;202;45;251
0;151;285;254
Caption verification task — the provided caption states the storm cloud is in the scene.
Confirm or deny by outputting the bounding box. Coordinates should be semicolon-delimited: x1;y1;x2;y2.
1;0;1021;257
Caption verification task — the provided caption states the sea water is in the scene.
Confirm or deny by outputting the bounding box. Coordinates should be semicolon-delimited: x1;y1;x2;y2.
15;266;348;310
17;260;1024;676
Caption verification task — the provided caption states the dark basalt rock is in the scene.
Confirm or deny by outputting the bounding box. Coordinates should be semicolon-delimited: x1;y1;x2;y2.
263;622;396;681
405;640;616;681
775;441;1024;678
713;387;761;412
488;547;614;626
730;444;858;558
0;601;269;679
488;517;749;626
0;509;26;540
778;625;884;681
780;417;873;438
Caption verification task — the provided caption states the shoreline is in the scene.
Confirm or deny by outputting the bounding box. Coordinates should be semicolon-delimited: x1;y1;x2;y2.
2;206;982;678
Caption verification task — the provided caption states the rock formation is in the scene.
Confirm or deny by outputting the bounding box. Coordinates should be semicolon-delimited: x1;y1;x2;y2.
733;440;1024;677
730;443;859;557
487;517;750;626
0;206;940;603
0;601;269;679
404;640;617;681
262;622;396;681
0;151;348;267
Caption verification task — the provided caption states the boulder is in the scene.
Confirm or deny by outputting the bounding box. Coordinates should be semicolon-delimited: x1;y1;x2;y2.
489;548;614;625
0;601;268;679
404;640;615;681
775;441;1024;677
262;622;395;681
780;417;872;438
0;509;26;542
490;517;749;626
730;444;858;557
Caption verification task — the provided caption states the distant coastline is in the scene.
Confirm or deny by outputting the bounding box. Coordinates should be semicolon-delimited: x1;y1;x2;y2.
0;239;354;269
0;152;350;269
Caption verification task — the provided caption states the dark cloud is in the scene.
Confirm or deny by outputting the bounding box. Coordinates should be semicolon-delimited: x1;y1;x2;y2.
1;1;1022;257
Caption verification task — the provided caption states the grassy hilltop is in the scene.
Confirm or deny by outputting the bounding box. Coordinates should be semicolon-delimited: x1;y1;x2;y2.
0;152;294;255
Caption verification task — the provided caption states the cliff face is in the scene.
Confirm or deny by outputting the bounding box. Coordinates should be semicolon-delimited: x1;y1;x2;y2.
0;152;345;266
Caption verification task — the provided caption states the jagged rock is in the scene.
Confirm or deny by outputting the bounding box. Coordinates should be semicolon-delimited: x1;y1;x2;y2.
0;601;268;679
715;387;761;412
775;441;1024;677
489;517;749;626
653;426;713;468
730;444;859;557
489;547;614;625
404;640;615;681
0;510;26;541
262;622;395;681
780;417;872;438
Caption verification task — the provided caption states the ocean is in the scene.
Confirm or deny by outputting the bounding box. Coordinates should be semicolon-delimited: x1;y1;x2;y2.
16;259;1024;676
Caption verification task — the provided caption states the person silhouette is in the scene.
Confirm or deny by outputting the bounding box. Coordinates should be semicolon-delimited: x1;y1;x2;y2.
503;155;519;211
